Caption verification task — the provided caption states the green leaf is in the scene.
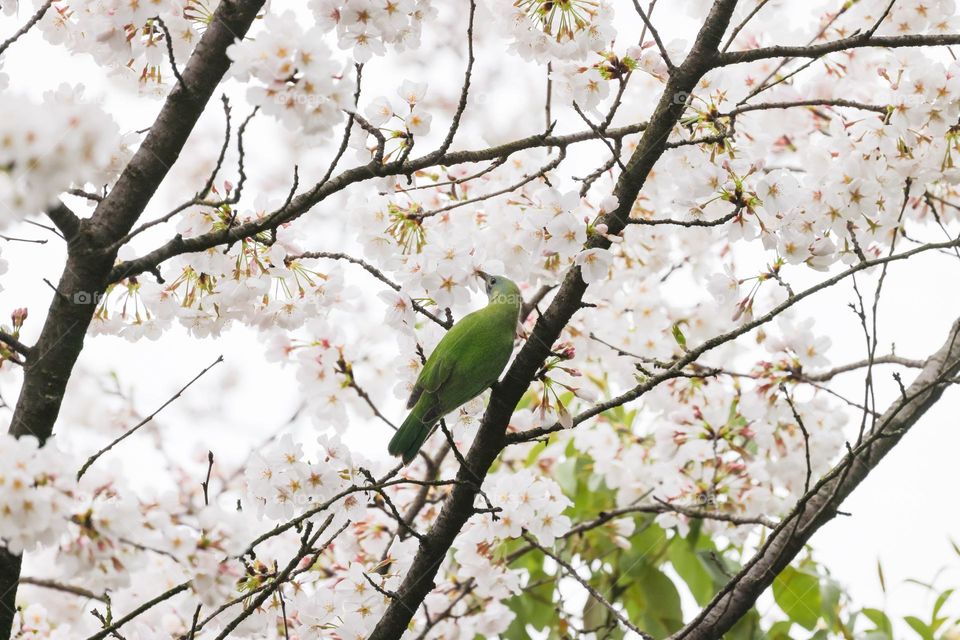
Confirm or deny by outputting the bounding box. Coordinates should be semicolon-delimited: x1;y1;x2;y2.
621;565;683;637
555;457;578;498
773;565;822;630
904;615;934;640
668;538;714;605
821;577;842;630
503;564;555;636
671;322;687;349
767;620;793;640
726;609;763;640
523;440;547;467
862;607;894;638
877;558;886;594
933;588;954;620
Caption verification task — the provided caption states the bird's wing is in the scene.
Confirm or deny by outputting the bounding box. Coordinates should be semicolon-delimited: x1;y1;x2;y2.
405;311;483;408
407;355;453;408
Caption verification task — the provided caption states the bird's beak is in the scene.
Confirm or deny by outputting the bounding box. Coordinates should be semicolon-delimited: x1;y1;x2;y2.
474;269;491;281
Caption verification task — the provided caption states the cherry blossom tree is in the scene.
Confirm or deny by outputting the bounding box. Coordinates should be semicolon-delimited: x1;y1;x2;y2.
2;0;960;638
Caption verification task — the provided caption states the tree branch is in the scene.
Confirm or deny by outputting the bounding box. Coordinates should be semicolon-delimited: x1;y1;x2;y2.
0;0;53;56
106;119;650;284
45;201;81;241
287;251;452;329
0;331;30;358
76;355;223;480
522;532;654;640
20;577;105;602
718;32;960;66
802;354;926;382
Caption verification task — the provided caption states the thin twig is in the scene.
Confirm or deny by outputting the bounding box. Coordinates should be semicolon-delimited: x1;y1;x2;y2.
84;581;191;640
780;385;813;494
20;577;106;602
435;0;475;158
154;16;186;88
631;0;673;71
0;0;53;56
522;532;654;640
508;236;960;443
77;356;224;479
287;251;451;329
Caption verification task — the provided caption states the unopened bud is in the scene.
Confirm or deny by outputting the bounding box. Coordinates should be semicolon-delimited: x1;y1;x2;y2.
11;308;27;330
556;342;575;359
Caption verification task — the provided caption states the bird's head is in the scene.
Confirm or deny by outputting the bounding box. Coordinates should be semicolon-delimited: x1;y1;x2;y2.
476;271;520;304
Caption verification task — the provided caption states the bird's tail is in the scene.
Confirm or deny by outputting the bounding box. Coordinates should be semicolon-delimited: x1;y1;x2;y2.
388;402;439;465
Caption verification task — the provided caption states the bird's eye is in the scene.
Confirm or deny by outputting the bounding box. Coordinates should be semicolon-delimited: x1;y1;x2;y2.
490;277;497;285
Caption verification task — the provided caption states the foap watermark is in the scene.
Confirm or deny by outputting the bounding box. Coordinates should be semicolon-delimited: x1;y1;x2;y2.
72;291;105;305
691;490;718;509
491;293;524;305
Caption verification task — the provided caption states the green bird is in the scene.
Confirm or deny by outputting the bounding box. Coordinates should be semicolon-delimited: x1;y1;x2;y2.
388;272;521;464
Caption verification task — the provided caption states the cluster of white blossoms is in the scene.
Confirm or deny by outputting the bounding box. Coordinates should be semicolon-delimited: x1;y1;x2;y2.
228;11;357;137
0;434;74;555
350;162;612;313
671;49;960;274
481;468;572;546
309;0;437;62
552;43;673;111
550;314;847;541
39;0;212;88
844;0;960;36
91;208;354;340
0;86;125;230
244;433;362;521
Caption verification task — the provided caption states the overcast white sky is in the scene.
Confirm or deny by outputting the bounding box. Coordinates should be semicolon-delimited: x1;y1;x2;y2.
1;1;958;635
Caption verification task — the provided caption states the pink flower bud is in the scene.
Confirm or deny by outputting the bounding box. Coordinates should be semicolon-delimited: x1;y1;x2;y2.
11;308;27;330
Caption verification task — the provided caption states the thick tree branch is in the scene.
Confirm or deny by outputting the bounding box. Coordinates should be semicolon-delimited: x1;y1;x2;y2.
45;201;81;241
366;2;741;638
